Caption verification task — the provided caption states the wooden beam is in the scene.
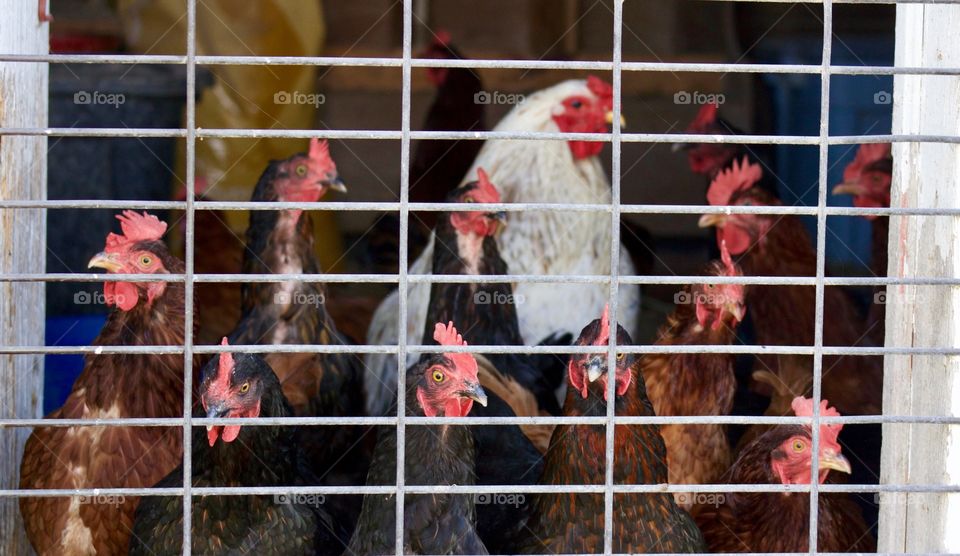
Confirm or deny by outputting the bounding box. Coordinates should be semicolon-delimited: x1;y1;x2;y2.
879;3;960;553
0;2;48;554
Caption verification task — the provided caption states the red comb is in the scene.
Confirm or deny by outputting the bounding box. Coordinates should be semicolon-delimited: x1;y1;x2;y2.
792;396;843;447
309;138;333;164
692;103;719;129
706;156;763;206
217;337;234;382
595;304;611;346
433;321;479;381
106;211;167;252
433;30;451;48
475;167;501;203
587;75;613;102
434;321;467;347
842;143;892;182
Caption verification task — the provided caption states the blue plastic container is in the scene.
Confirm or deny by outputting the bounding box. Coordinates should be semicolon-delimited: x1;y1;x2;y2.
44;315;107;414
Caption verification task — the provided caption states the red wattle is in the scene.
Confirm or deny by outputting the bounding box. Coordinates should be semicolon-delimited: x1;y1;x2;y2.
717;227;751;256
207;426;221;447
104;282;140;311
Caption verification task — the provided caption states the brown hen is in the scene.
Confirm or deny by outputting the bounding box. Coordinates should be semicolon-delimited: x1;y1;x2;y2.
642;241;746;507
19;212;195;556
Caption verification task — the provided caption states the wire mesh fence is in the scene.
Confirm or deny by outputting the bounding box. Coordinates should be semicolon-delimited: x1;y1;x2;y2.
1;0;959;554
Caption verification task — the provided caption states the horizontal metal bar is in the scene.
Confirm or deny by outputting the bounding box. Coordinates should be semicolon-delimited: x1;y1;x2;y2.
0;344;954;356
2;53;959;76
2;483;957;500
1;414;956;428
3;272;957;288
2;200;960;219
3;127;958;145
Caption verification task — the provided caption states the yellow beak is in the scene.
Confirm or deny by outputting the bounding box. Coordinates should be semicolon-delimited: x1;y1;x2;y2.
87;252;122;272
727;302;746;323
605;111;627;128
698;213;727;228
831;183;863;197
327;177;348;194
819;451;853;475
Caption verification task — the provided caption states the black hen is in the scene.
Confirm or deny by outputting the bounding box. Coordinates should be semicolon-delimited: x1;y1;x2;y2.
420;169;568;552
425;169;564;416
515;309;706;553
131;344;343;555
345;321;488;555
226;139;372;537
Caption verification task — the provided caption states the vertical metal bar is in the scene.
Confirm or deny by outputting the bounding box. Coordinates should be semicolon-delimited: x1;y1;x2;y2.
396;0;414;554
811;0;835;553
604;0;625;553
182;0;198;553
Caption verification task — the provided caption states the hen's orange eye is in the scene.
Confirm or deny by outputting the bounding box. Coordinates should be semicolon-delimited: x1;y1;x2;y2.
295;164;307;177
139;255;153;267
792;439;805;452
239;382;250;393
616;353;625;361
463;197;475;203
432;369;444;383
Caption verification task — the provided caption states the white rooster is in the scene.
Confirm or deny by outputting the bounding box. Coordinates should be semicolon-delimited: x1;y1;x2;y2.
364;77;640;415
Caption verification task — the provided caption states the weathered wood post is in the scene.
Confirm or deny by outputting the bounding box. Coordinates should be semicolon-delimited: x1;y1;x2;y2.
0;1;48;553
879;3;960;552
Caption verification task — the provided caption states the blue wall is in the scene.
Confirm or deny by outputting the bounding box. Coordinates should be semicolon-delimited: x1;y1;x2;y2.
758;37;893;271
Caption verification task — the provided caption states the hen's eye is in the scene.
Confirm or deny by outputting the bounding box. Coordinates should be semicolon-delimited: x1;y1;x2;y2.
239;382;250;393
570;100;583;109
792;439;805;452
463;197;475;203
616;353;625;361
139;255;153;267
706;284;715;289
295;164;307;177
432;369;445;383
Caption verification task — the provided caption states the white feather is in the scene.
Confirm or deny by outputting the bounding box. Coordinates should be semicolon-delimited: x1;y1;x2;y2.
364;79;640;416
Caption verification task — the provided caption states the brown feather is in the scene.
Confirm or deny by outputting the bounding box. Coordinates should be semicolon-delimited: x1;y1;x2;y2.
20;247;195;556
475;355;554;454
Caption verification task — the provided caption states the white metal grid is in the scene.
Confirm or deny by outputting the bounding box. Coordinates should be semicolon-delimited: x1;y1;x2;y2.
1;0;959;554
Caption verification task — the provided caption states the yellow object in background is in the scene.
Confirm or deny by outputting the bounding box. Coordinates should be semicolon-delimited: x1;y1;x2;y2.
117;0;345;271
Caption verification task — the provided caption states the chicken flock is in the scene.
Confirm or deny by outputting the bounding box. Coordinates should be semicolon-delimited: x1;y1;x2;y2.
18;34;891;556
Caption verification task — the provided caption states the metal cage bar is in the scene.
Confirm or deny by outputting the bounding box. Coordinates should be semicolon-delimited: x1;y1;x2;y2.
1;0;959;554
810;0;834;551
181;1;198;551
603;1;625;550
394;0;414;552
